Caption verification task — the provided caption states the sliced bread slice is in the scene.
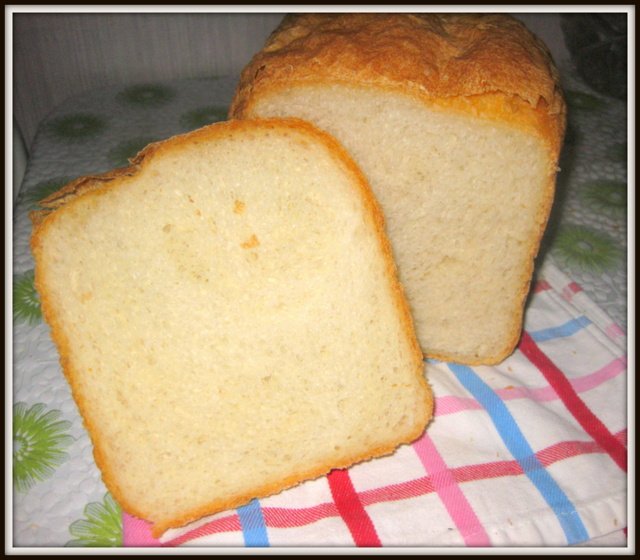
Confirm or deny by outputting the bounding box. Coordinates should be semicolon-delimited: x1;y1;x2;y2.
230;13;567;364
30;118;433;537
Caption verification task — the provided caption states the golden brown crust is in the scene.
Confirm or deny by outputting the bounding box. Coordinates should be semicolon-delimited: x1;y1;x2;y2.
230;13;565;151
30;117;433;538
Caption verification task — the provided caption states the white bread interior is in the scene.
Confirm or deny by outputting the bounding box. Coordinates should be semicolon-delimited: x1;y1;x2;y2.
30;118;433;536
245;85;552;363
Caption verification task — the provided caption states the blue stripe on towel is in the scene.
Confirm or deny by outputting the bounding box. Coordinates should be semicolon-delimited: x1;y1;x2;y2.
528;316;592;343
237;499;269;546
449;363;589;545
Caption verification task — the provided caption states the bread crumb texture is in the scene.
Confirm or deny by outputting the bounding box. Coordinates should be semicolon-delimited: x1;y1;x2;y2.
30;118;432;536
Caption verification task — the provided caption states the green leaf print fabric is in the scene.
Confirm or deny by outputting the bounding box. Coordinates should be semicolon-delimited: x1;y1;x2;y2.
13;403;74;493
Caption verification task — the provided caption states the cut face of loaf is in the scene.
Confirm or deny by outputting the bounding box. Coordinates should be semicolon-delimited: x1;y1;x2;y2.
239;87;553;363
230;14;566;364
30;118;433;536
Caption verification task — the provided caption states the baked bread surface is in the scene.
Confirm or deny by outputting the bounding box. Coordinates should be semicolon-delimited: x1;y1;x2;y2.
230;13;566;364
31;118;433;536
231;13;565;147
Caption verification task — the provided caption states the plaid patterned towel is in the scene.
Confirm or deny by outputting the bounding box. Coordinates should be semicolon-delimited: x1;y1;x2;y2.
122;260;627;547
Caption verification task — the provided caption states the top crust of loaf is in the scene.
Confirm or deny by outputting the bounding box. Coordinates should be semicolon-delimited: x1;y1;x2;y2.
230;13;566;156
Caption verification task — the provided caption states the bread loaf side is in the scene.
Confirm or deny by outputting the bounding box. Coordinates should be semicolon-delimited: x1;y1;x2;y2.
230;13;566;364
31;118;433;536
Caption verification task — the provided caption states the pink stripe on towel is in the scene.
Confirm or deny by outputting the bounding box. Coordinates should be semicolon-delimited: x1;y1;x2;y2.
413;433;491;546
122;512;161;547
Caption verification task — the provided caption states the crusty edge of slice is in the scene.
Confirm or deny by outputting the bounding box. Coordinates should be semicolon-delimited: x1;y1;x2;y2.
30;117;434;538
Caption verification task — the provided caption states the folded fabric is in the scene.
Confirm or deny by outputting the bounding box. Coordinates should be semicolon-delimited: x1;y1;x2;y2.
122;260;627;547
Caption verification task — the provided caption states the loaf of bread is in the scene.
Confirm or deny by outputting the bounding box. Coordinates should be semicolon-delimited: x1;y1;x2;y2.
30;118;433;536
230;13;566;364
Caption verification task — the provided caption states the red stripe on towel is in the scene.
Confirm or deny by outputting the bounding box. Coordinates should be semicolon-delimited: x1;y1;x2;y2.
533;279;552;293
327;469;382;547
163;514;241;546
519;332;627;472
562;281;583;302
